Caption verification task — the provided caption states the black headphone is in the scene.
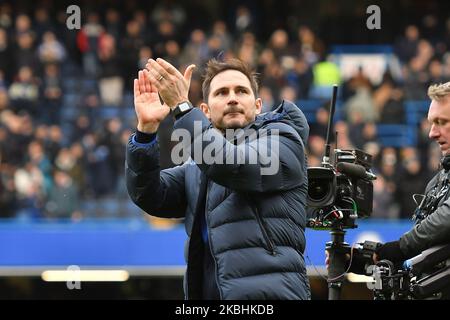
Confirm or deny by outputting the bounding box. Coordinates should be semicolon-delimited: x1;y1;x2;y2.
441;155;450;171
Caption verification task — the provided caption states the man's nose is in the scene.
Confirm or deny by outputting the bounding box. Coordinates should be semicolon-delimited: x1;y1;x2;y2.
429;124;439;139
227;91;238;104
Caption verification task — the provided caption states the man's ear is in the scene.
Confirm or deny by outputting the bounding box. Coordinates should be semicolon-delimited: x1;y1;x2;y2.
255;98;263;115
200;102;210;119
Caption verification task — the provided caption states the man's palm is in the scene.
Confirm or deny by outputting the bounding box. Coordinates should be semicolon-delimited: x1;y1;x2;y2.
134;70;170;131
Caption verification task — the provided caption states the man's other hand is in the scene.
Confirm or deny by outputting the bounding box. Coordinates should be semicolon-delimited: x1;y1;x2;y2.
146;58;195;108
134;69;170;133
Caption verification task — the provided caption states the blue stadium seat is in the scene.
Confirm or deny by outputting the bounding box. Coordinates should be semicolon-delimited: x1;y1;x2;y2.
62;77;80;93
309;85;335;100
330;45;393;54
62;93;81;108
60;59;83;78
81;78;99;94
99;106;121;119
61;106;80;122
296;99;344;123
81;197;122;218
404;100;430;125
296;99;324;122
98;197;121;217
81;199;98;218
123;108;137;124
376;124;417;147
333;100;345;122
119;199;143;218
123;93;134;108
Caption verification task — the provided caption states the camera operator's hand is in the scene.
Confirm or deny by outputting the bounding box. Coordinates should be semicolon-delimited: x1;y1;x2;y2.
145;58;196;109
325;248;371;274
374;240;406;263
325;250;350;269
325;250;330;268
134;69;170;134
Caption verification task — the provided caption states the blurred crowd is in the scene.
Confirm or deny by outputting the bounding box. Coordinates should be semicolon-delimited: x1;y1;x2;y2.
0;0;449;223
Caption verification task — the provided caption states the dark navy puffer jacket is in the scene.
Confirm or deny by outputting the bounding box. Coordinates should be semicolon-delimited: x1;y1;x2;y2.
126;100;311;300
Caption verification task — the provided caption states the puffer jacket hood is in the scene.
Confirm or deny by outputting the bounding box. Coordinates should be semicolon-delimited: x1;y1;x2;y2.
252;100;309;147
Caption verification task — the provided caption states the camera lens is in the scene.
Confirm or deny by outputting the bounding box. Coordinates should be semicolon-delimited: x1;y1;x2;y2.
307;167;336;207
308;179;330;201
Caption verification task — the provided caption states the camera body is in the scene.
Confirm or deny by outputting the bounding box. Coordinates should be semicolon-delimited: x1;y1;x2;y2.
307;149;375;229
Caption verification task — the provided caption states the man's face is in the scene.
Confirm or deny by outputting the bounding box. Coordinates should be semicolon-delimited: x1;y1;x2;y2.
428;96;450;156
201;70;262;131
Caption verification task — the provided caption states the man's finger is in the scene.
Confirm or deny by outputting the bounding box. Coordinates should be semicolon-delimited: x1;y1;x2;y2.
156;58;181;76
138;70;146;95
143;69;152;93
148;59;171;80
184;64;196;87
146;69;162;91
148;72;156;93
146;61;179;88
373;253;378;263
133;79;140;98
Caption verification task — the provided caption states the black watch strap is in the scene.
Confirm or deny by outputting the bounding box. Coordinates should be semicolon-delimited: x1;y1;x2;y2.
173;101;194;119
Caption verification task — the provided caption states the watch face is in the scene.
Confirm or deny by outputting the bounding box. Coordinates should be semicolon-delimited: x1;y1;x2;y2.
173;102;192;118
179;102;190;112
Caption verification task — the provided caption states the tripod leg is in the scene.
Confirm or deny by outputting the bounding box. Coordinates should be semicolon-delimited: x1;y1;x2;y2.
327;230;349;300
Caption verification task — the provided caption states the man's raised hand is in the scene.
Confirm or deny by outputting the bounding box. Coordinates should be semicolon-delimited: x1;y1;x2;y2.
146;58;196;108
134;69;170;134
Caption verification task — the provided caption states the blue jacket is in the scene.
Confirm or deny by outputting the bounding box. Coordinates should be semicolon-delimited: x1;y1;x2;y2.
126;100;311;299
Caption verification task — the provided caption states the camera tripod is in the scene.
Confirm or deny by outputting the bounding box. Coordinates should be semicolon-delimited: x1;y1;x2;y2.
326;227;351;300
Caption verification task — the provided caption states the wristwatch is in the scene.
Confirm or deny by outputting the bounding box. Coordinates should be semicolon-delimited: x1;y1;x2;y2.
172;101;194;119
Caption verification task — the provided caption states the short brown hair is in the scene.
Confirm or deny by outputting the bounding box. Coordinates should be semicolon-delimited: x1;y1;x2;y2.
202;58;259;102
428;82;450;101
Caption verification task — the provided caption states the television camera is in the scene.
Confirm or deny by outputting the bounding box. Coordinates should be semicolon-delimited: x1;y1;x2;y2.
356;241;450;300
305;85;377;299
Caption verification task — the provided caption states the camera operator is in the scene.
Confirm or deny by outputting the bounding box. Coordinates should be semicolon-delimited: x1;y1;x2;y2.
325;82;450;298
125;57;311;299
374;82;450;268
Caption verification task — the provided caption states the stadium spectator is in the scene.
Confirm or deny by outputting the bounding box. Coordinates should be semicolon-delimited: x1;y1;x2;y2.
45;169;79;220
98;33;123;106
40;63;63;124
8;66;39;116
0;28;13;83
37;31;66;65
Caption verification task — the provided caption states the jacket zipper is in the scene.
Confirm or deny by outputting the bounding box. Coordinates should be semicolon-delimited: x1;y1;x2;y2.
252;203;276;255
205;181;223;300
